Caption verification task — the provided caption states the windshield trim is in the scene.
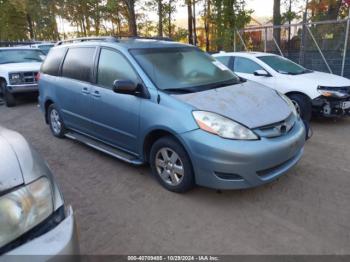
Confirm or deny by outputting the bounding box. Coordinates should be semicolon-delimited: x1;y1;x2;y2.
129;46;240;93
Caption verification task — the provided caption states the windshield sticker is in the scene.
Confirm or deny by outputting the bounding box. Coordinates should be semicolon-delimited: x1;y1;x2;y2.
212;61;229;71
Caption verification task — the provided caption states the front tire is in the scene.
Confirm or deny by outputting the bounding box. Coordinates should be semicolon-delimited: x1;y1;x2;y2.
287;94;312;122
48;104;66;138
150;136;195;193
0;81;16;107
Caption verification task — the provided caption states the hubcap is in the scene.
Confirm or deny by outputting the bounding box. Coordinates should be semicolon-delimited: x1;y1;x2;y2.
50;109;62;134
155;147;184;186
291;100;301;115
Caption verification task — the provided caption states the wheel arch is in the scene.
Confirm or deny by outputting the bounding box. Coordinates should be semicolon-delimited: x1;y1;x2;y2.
142;128;191;164
44;99;55;124
285;91;313;102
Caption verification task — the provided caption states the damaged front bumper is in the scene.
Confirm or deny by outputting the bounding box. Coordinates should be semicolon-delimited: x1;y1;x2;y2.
312;96;350;117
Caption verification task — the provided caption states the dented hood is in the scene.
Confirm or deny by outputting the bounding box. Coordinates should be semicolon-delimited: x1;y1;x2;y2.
174;81;292;129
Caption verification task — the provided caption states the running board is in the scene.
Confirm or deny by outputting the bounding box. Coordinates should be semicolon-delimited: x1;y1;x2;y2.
65;131;143;165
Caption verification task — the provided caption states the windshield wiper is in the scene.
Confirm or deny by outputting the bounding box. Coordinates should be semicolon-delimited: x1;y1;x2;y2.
162;88;195;94
0;61;20;64
163;78;240;94
278;69;313;75
206;79;240;89
24;58;42;62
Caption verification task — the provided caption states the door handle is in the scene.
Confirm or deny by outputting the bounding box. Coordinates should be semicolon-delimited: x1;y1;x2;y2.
92;90;101;98
82;87;90;94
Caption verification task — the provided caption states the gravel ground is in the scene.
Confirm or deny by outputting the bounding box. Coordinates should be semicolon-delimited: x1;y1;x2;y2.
0;99;349;255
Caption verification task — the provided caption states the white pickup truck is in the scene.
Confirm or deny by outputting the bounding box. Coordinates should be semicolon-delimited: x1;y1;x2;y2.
0;47;45;107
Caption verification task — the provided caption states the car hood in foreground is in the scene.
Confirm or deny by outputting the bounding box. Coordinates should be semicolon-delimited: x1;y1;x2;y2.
174;81;291;129
0;128;24;193
0;62;42;72
0;127;49;194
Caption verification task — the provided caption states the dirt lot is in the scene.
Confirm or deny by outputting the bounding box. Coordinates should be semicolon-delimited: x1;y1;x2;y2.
0;99;349;255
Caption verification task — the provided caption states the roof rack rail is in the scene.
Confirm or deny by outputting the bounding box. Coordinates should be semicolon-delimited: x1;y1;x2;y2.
123;36;173;41
56;36;119;46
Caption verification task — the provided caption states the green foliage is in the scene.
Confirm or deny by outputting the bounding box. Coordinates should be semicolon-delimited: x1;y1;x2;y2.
211;0;252;51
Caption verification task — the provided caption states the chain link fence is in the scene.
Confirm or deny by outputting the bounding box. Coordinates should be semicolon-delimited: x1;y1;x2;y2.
236;19;350;78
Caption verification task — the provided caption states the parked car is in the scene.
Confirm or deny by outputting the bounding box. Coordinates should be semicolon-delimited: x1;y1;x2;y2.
39;37;306;193
0;47;45;107
30;43;55;55
213;52;350;121
0;127;79;257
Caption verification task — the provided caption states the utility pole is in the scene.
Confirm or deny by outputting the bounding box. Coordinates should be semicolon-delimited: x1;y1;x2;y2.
299;0;309;65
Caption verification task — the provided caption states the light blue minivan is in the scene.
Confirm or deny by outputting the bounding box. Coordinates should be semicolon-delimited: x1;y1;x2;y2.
38;37;306;193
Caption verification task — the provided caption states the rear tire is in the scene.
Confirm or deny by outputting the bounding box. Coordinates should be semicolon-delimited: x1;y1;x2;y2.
287;94;312;122
150;136;195;193
48;104;66;138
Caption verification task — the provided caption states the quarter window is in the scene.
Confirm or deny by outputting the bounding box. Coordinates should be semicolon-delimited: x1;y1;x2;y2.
234;57;263;74
215;56;232;67
41;47;66;76
97;49;139;89
62;47;95;82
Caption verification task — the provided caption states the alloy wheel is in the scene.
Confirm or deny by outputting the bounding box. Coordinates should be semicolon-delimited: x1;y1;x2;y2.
155;147;185;186
50;109;62;135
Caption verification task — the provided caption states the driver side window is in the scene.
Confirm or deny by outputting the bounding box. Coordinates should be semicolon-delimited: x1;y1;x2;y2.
97;49;139;89
234;57;263;74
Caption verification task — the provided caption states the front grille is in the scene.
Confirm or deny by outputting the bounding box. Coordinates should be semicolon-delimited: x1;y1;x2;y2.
254;113;296;138
9;72;38;85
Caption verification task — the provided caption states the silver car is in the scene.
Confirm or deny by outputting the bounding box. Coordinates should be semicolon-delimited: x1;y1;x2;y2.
0;127;79;257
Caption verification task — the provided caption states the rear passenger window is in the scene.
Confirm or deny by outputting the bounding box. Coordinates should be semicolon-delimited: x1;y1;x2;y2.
97;49;139;88
62;47;95;82
41;47;66;76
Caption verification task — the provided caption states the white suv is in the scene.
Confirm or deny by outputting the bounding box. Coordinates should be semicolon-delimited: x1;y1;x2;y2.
0;47;45;107
213;52;350;121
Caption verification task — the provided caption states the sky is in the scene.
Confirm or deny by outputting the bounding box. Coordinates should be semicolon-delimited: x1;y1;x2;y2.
247;0;274;18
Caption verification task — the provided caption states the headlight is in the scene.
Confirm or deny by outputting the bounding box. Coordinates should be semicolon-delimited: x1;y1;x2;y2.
278;92;298;117
9;73;21;85
317;86;349;98
0;177;53;248
192;111;258;140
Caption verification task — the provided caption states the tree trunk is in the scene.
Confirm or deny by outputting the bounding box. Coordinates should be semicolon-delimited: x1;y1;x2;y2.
158;0;163;37
26;14;34;40
187;0;193;44
168;0;172;37
192;0;197;46
204;0;211;51
327;0;342;20
273;0;281;47
287;0;291;53
124;0;137;36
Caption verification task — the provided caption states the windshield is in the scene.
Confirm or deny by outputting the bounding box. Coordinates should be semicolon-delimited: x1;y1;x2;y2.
258;55;310;75
130;47;239;92
0;49;45;64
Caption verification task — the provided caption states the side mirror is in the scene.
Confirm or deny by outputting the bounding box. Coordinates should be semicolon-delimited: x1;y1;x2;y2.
254;69;270;77
113;80;138;95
